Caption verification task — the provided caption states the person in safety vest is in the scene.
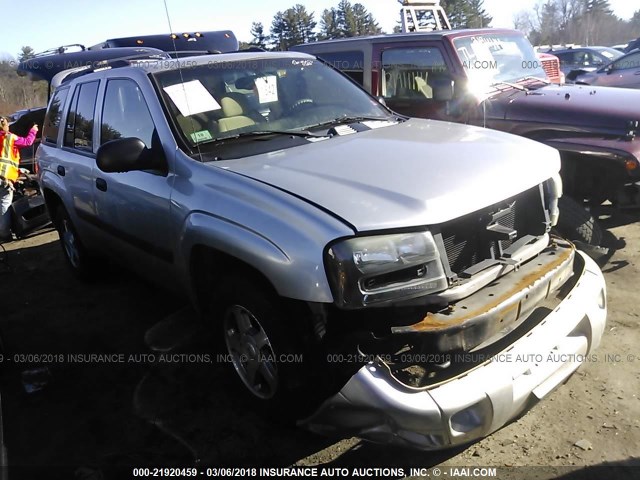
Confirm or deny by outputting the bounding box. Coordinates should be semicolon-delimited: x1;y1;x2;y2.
0;117;38;242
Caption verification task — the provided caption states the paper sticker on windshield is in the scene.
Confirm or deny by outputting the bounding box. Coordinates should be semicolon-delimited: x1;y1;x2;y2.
254;75;278;103
190;130;213;143
163;80;221;117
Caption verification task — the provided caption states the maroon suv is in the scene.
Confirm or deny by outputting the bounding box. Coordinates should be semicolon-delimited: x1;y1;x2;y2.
293;28;640;241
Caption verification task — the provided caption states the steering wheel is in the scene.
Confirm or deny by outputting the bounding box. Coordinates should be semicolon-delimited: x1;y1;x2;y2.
289;98;315;113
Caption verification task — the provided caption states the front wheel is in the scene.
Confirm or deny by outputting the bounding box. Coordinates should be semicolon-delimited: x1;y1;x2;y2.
215;275;307;409
555;196;603;246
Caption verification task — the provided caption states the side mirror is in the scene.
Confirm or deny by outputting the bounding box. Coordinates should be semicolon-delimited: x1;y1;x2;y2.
97;137;166;174
430;76;455;102
605;64;614;74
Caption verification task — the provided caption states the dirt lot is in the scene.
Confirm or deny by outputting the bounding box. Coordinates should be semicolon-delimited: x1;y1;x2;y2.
0;208;639;480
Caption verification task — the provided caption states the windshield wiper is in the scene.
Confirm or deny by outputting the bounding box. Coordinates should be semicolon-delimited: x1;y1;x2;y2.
489;81;528;92
202;129;327;145
520;76;551;85
309;115;397;129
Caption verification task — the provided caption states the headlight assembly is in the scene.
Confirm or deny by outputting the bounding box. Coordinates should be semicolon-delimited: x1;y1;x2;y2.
544;173;563;227
325;231;448;308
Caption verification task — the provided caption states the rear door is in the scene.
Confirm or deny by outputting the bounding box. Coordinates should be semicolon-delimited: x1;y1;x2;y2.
52;81;101;242
606;51;640;88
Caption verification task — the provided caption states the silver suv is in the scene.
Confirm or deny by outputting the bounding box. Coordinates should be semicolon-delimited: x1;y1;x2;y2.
37;50;607;450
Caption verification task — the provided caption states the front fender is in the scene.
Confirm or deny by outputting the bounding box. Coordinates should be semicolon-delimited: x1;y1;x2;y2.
176;211;338;304
545;136;640;179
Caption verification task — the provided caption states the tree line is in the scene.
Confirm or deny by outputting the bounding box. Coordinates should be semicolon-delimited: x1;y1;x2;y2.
7;0;638;116
0;47;47;116
248;0;383;51
248;0;493;50
514;0;640;47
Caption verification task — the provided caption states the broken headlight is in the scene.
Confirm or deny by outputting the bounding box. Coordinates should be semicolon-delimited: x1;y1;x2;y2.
325;231;447;308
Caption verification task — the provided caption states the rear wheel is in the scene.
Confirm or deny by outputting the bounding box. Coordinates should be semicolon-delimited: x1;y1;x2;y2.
555;196;603;246
54;206;96;280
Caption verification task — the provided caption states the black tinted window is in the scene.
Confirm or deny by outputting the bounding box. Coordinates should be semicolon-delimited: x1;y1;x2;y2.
315;51;365;86
613;52;640;71
317;51;364;71
42;88;69;144
101;79;155;147
64;81;99;152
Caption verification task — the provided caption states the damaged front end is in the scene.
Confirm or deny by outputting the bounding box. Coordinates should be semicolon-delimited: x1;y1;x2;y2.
303;181;607;449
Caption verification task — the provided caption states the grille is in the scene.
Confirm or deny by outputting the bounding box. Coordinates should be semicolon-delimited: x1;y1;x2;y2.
541;57;560;82
439;186;546;276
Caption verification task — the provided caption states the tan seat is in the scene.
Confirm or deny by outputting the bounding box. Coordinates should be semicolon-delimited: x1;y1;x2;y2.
218;96;256;133
414;75;432;99
177;113;210;139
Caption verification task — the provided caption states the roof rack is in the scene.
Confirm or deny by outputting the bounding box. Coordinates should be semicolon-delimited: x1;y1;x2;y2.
398;0;451;32
32;44;87;57
89;30;238;55
50;52;178;90
18;47;170;98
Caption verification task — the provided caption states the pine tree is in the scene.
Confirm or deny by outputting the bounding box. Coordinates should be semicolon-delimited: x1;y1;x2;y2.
18;46;36;62
441;0;492;29
319;9;340;40
442;0;469;28
630;10;640;34
270;12;289;51
466;0;492;28
585;0;612;15
269;5;316;50
352;3;382;36
325;0;382;38
249;22;269;50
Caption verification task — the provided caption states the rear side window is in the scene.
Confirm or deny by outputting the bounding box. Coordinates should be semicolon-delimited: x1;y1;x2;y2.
316;51;365;85
64;81;99;152
101;79;155;147
613;52;640;71
42;88;69;145
381;47;448;100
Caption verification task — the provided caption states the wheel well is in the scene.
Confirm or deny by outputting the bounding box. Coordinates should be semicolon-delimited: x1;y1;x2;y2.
190;245;316;341
42;188;63;226
191;245;279;311
558;151;626;204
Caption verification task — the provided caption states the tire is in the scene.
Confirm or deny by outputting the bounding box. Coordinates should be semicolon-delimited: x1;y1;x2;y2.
214;274;306;410
555;196;603;246
54;206;96;280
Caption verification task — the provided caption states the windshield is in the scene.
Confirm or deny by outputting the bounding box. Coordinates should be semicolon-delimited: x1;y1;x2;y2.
594;47;623;61
153;56;391;148
453;33;546;91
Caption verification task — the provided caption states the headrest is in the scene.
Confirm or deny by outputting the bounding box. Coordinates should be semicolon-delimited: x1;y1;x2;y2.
221;97;244;117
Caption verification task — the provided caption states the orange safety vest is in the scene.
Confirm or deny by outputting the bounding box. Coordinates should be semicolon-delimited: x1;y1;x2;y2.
0;132;20;182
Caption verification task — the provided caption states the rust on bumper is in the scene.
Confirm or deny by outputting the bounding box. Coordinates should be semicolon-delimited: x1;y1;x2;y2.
391;239;576;352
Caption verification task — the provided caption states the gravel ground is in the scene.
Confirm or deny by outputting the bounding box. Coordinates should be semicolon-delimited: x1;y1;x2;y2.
0;208;638;480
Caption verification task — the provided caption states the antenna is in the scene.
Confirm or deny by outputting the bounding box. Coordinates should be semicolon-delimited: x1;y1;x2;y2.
162;0;180;59
162;0;205;162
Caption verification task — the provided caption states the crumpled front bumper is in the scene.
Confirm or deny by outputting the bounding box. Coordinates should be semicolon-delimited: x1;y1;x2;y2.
300;251;607;450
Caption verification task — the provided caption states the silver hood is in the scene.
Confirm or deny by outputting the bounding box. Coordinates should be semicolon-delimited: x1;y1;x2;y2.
217;119;560;232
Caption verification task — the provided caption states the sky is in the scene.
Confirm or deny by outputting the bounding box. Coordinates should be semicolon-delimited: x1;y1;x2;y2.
1;0;638;60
